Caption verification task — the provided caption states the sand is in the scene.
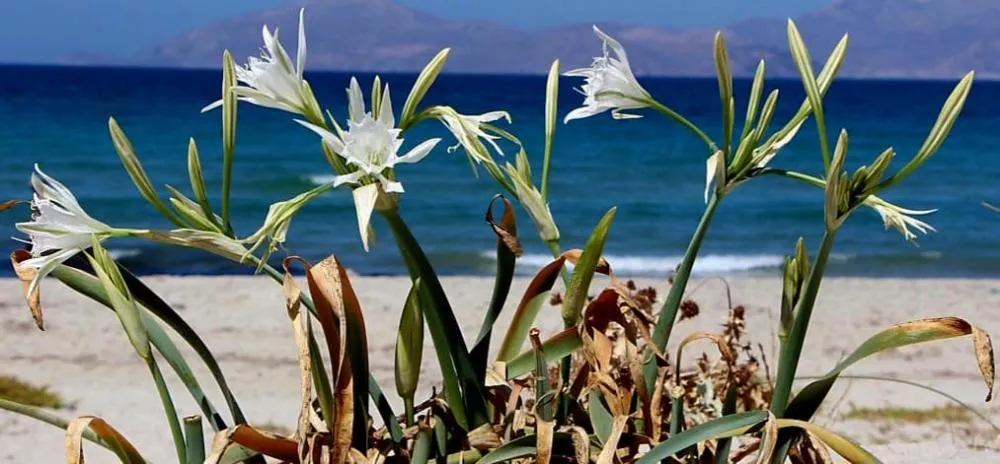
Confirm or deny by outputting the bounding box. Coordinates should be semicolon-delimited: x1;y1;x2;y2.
2;275;999;463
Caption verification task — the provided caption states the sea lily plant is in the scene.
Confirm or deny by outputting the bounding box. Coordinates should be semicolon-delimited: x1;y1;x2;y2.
1;7;995;464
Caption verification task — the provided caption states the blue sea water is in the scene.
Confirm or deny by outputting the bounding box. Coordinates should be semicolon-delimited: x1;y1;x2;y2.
1;65;999;278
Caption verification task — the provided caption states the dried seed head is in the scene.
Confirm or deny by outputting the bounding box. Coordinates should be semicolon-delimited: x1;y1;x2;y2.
679;299;700;320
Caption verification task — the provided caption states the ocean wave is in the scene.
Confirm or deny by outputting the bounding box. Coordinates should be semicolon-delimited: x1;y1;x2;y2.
305;174;337;186
109;248;142;260
482;252;786;275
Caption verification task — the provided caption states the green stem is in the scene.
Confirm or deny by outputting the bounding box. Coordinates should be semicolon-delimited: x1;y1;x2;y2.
771;229;838;416
404;397;416;427
382;207;490;429
221;155;234;236
643;194;722;394
183;416;205;464
148;356;187;464
646;98;719;152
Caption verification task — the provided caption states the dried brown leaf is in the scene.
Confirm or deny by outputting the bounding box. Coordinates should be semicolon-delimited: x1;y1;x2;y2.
281;258;316;442
596;415;628;464
65;416;143;464
972;327;996;401
485;194;523;257
11;250;42;330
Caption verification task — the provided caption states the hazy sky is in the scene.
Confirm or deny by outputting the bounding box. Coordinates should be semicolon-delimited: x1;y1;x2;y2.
2;0;831;63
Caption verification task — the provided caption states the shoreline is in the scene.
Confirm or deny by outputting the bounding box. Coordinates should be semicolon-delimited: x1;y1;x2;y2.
2;275;999;462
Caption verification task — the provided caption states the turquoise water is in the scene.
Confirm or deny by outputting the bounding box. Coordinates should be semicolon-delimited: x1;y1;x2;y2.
1;65;999;277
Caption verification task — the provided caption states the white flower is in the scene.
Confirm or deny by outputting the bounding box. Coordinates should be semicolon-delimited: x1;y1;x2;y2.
297;77;441;250
435;108;511;163
203;8;313;115
704;150;726;203
867;198;936;242
15;165;116;292
563;26;653;122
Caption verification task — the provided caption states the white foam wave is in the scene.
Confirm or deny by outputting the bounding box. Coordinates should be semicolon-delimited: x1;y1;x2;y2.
109;248;142;260
306;174;337;185
482;252;785;275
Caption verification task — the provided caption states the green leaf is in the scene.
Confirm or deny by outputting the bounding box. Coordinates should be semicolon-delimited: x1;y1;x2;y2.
561;207;617;326
396;279;424;423
401;48;450;128
506;328;582;379
472;195;519;379
714;32;735;156
368;375;404;443
108;117;187;227
589;389;614;445
383;208;489;429
477;432;579;464
496;255;568;363
411;427;434;464
221;50;238;234
0;398;117;455
775;419;881;463
51;263;245;430
713;386;740;464
542;59;560;200
87;241;151;360
636;411;768;464
186;138;217;230
66;416;149;464
786;317;994;421
184;416;206;464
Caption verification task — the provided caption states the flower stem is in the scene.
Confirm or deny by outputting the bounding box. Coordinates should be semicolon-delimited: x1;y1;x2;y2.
646;98;719;152
147;356;187;464
770;228;838;416
404;397;416;427
643;194;721;394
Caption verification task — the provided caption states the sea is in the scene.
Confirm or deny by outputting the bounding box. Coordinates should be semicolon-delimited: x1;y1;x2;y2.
1;65;999;278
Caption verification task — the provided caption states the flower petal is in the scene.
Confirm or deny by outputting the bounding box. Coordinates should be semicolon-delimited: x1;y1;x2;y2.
564;105;607;123
593;26;630;67
332;171;364;188
296;8;307;78
295;119;346;153
397;138;441;164
201;99;224;113
352;183;379;252
379;83;395;128
348;77;365;123
705;150;725;203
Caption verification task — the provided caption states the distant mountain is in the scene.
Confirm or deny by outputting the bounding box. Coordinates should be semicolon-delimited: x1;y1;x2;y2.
103;0;1000;79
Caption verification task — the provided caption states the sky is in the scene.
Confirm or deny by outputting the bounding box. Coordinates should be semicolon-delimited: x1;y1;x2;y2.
0;0;831;63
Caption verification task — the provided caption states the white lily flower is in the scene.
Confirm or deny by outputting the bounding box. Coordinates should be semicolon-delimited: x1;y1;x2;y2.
563;26;653;122
704;150;726;203
203;8;314;115
435;108;511;162
866;198;937;242
296;77;441;250
15;165;117;293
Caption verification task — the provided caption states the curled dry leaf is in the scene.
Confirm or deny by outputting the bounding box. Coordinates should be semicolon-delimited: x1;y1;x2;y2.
11;250;43;330
280;258;316;443
468;424;503;450
675;331;735;383
972;327;996;401
485;194;523;257
596;415;628;464
561;248;612;275
65;416;146;464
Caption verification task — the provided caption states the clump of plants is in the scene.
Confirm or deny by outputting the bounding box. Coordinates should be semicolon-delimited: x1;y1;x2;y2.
1;8;995;463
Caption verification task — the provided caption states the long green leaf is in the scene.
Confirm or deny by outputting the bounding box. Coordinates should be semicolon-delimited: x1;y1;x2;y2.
562;207;617;326
51;265;230;431
0;398;114;453
506;328;582;379
383;208;489;429
785;317;994;421
496;255;566;363
775;419;880;463
368;375;404;443
636;411;768;464
589;389;614;445
472;195;519;380
147;356;188;463
477;432;579;464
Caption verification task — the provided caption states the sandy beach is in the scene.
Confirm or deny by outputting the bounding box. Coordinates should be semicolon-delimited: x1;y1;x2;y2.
2;274;999;463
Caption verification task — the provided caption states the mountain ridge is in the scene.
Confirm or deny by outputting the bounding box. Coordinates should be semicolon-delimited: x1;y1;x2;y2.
77;0;1000;79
